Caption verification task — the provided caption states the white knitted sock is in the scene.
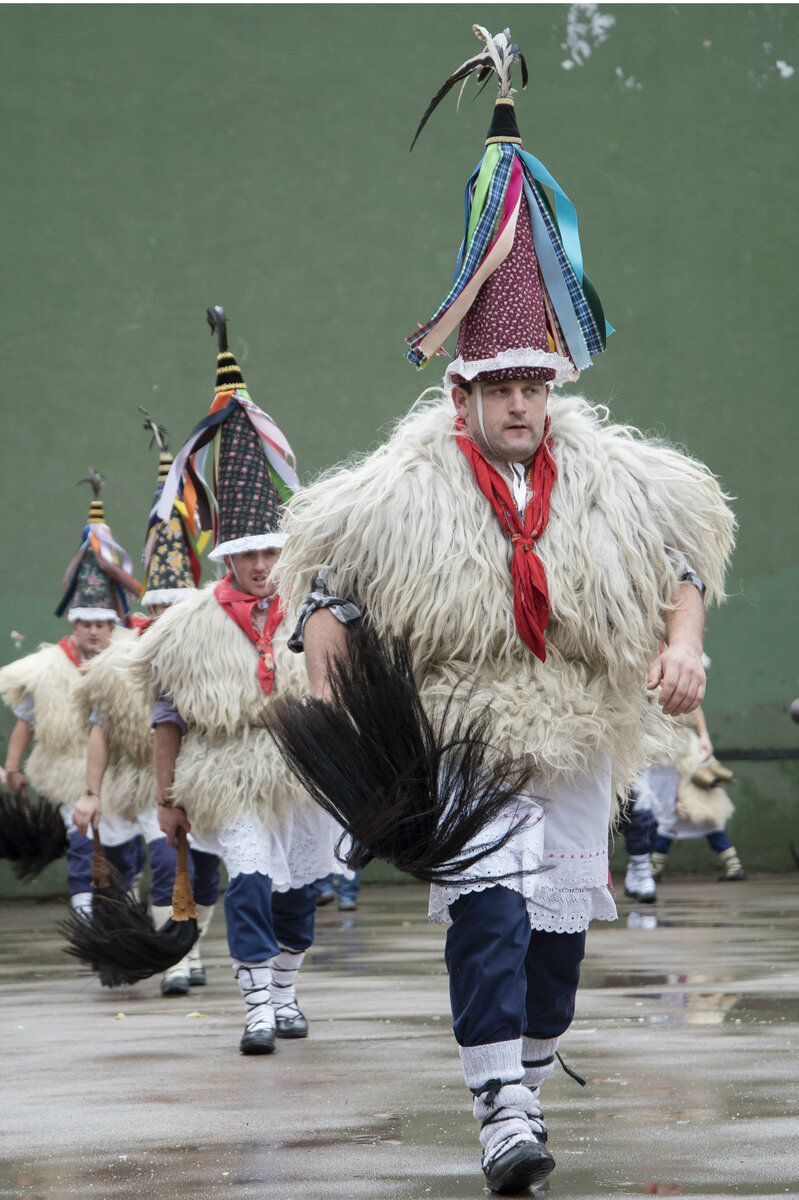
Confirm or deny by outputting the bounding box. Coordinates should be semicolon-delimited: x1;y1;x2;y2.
521;1035;559;1090
71;891;93;915
460;1040;541;1163
269;947;305;1014
233;960;275;1032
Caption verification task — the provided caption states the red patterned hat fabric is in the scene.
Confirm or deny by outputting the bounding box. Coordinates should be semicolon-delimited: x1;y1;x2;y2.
451;198;556;386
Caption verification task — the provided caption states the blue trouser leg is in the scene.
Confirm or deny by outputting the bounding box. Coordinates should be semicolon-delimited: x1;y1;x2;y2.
313;874;334;896
272;884;317;952
224;872;278;963
190;848;221;906
148;837;178;906
65;828;93;896
653;833;673;855
707;829;732;853
335;871;361;903
524;928;586;1039
104;836;145;888
445;885;585;1048
623;804;657;856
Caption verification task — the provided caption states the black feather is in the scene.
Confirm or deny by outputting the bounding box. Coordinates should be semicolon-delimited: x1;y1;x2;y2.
0;787;68;881
410;53;496;151
264;625;542;886
59;829;198;987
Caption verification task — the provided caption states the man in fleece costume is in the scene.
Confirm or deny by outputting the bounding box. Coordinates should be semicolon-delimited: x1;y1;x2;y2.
73;418;220;994
275;27;735;1196
129;311;349;1055
1;476;144;911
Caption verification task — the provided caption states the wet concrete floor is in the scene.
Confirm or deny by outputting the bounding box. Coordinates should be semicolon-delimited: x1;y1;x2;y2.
1;876;798;1199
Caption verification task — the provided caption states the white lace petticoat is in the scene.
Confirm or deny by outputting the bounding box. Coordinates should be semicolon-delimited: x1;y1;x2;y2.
428;757;617;934
197;805;352;890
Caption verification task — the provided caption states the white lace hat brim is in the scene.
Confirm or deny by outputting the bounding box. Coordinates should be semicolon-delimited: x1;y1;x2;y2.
208;532;287;562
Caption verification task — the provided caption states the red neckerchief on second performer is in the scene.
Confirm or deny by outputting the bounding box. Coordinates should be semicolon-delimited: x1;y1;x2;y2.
455;415;556;662
214;573;285;693
58;635;82;669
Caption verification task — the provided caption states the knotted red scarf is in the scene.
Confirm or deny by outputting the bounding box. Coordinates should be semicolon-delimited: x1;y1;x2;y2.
455;418;556;662
214;574;285;693
58;635;82;669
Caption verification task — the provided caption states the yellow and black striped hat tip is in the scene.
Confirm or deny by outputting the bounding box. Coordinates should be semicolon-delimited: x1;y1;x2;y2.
215;350;246;395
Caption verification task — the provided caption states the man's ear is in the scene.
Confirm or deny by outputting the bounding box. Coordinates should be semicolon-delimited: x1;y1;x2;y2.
451;385;470;421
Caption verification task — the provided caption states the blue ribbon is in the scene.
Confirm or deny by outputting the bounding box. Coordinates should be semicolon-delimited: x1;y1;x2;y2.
517;148;585;284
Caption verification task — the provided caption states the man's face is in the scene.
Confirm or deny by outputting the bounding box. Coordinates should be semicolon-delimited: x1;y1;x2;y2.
72;619;114;658
226;548;281;600
147;604;168;620
452;378;550;464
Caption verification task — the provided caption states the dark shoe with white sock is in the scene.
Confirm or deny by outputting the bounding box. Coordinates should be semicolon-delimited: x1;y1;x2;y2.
189;964;207;986
273;1001;308;1038
160;964;190;996
717;845;746;881
239;1026;276;1055
482;1135;555;1194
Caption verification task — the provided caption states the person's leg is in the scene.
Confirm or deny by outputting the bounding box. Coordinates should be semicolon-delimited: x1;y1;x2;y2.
650;833;673;882
336;870;361;910
269;884;317;1038
147;835;193;996
103;835;142;888
445;886;555;1193
624;804;657;902
225;870;279;1055
313;873;335;906
65;828;94;913
184;849;221;985
707;830;746;881
522;929;586;1103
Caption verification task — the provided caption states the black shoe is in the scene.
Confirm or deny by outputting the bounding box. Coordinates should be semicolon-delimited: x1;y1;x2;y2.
239;1024;276;1055
189;965;207;986
316;890;335;907
274;1004;308;1039
160;970;190;996
717;867;747;882
482;1138;555;1195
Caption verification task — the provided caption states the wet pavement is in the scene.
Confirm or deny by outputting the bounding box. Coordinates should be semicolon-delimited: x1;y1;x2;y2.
1;876;798;1199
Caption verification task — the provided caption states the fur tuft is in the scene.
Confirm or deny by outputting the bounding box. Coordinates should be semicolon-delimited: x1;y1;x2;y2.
265;625;539;885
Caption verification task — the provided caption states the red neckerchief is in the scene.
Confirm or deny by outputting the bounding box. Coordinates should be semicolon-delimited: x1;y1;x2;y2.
214;573;285;693
132;614;153;636
58;635;82;669
455;416;556;662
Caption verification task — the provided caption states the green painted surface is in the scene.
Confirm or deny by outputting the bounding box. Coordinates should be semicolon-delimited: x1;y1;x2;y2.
1;5;797;892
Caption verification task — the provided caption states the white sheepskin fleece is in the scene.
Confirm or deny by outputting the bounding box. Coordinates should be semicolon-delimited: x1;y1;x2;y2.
278;390;735;801
0;642;89;806
125;582;316;833
76;636;155;768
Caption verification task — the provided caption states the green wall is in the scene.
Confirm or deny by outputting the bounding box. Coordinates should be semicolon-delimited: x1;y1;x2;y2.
1;5;797;890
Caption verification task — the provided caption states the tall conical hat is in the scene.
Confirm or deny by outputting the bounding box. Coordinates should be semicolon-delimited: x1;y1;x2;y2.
139;412;207;608
56;471;142;625
155;307;299;562
406;25;611;389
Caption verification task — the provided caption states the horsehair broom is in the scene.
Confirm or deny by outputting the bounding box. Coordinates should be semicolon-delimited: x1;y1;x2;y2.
0;784;68;881
60;826;198;987
263;623;539;887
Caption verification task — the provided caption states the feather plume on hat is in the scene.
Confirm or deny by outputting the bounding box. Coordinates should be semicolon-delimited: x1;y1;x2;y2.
406;24;612;388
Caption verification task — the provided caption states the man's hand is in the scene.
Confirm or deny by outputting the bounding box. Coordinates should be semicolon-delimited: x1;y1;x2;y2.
73;793;102;836
5;768;29;798
647;643;706;716
158;803;191;849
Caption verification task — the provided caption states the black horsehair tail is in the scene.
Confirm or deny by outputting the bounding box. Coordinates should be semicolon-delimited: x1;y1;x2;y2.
410;24;528;150
263;624;542;887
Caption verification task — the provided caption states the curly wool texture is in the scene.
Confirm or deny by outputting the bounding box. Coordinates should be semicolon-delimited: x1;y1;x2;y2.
0;642;94;806
126;582;314;833
675;729;734;827
278;391;735;800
